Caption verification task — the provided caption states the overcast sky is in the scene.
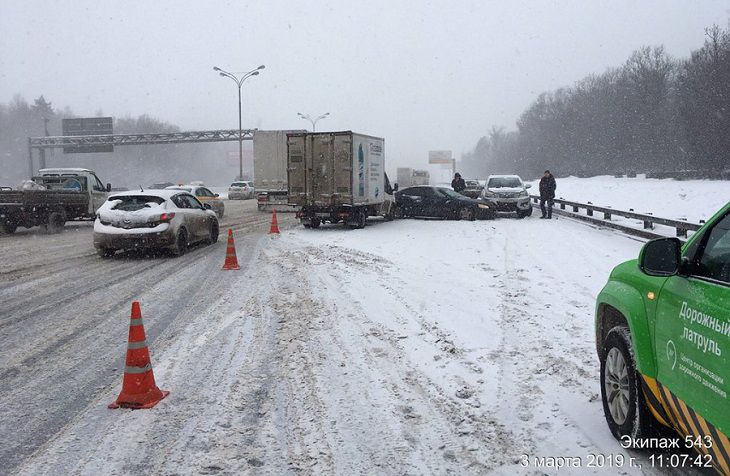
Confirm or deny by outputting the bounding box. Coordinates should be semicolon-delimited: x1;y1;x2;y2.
1;0;728;171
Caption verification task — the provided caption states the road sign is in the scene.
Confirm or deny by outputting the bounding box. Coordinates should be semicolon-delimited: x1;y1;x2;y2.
428;150;452;164
62;117;113;153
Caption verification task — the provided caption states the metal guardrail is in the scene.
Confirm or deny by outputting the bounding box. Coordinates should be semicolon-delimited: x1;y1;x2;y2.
529;195;703;239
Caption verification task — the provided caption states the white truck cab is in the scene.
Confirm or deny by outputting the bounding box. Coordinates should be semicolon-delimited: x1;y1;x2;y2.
37;168;111;215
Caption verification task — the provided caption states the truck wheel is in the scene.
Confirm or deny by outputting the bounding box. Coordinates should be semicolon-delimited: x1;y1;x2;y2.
600;326;657;440
0;221;17;234
311;217;321;229
172;229;188;257
349;210;366;229
43;212;66;234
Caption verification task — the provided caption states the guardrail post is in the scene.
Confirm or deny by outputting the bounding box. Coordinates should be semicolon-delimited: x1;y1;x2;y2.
586;202;593;217
643;212;654;230
677;219;688;238
573;205;579;212
604;207;612;220
559;198;565;210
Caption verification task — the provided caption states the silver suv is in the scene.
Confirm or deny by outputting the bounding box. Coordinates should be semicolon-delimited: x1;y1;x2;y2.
480;175;532;218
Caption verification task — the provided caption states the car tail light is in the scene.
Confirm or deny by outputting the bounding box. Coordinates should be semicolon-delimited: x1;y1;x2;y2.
159;212;176;222
296;211;305;218
337;212;350;218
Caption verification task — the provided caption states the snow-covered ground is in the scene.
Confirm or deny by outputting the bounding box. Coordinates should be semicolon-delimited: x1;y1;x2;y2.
15;215;685;475
527;175;730;223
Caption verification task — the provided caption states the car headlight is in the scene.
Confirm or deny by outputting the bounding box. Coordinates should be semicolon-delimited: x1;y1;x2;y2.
483;190;496;197
519;190;529;197
478;204;490;209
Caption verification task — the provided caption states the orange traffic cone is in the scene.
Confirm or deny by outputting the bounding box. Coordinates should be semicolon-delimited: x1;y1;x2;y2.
222;229;241;270
269;209;280;234
109;302;169;409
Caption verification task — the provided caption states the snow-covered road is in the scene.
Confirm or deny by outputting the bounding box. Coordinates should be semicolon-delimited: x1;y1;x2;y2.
4;208;703;475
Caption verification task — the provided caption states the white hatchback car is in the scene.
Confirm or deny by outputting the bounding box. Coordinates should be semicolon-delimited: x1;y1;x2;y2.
228;181;255;200
480;175;533;218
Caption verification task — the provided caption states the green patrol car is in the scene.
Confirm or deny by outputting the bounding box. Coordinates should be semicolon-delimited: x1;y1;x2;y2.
596;201;730;474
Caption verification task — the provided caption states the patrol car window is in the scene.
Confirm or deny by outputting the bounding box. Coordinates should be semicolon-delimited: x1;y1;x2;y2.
199;188;214;197
696;213;730;284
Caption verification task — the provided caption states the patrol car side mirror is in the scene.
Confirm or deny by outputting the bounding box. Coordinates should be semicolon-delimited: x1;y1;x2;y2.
106;183;112;192
393;183;399;192
525;184;532;189
639;237;681;277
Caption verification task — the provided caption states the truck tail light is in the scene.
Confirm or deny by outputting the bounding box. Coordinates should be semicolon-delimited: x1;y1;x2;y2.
337;212;350;219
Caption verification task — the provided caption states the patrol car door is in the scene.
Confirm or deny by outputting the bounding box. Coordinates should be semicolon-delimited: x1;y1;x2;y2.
654;211;730;443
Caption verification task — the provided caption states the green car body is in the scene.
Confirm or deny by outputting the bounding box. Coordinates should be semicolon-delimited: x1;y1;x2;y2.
596;201;730;475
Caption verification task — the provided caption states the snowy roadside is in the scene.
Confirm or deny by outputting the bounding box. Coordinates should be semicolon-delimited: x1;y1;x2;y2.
16;217;695;475
527;175;730;223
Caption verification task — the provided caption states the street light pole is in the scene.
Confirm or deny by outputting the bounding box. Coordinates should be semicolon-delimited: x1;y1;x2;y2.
297;112;330;132
213;64;265;180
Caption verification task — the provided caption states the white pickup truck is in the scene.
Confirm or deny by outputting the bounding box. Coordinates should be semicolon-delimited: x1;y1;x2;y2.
0;168;110;234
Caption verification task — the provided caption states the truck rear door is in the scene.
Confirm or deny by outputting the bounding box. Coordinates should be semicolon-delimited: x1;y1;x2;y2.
287;135;307;205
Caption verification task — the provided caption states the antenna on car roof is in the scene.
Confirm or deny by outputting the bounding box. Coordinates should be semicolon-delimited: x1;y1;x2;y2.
140;185;144;192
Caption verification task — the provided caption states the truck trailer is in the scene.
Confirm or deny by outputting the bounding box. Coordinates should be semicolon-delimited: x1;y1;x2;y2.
287;131;396;229
253;130;305;211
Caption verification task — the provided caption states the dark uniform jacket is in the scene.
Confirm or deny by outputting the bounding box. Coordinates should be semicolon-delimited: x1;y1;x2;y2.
539;175;556;200
451;177;466;193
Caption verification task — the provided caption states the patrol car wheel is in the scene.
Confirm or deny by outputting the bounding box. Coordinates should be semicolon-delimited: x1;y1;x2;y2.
600;326;656;440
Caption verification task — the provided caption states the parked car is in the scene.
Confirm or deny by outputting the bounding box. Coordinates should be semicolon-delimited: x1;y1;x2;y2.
461;179;484;198
228;181;255;200
148;182;175;190
480;175;532;218
595;201;730;475
166;185;224;218
395;186;494;220
94;190;219;257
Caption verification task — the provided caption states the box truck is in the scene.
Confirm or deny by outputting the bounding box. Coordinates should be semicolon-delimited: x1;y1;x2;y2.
288;131;396;229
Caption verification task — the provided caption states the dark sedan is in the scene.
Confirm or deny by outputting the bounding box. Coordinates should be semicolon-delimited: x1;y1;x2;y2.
394;186;495;220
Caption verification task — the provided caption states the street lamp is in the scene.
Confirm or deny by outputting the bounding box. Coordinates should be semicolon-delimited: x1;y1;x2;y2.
297;112;330;132
213;64;265;180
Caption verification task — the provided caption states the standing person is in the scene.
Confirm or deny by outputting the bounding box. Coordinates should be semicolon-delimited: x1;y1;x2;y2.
451;173;466;193
539;170;556;219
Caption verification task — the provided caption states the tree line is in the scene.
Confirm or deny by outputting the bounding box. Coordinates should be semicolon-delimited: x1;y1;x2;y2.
0;95;237;187
460;24;730;180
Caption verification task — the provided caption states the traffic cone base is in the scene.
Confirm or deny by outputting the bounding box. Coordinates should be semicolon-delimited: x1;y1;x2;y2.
108;390;169;409
109;302;169;410
269;209;280;234
222;228;241;270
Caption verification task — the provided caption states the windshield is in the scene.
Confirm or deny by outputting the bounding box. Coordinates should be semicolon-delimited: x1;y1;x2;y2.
488;177;522;188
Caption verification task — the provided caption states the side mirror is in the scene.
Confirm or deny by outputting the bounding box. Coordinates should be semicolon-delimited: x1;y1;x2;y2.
393;183;399;191
203;203;212;210
525;183;532;189
639;237;682;276
214;193;220;197
106;183;112;192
